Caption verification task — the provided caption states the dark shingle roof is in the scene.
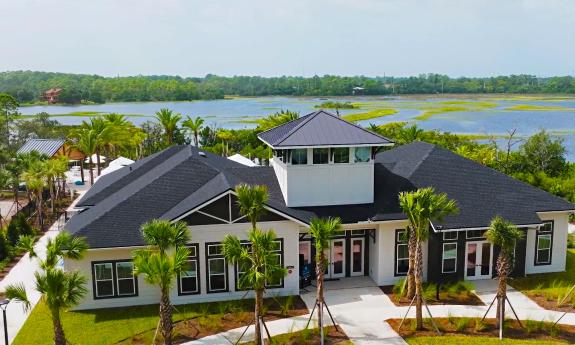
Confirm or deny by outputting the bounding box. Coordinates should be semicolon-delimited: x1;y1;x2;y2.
66;142;574;249
17;138;65;157
258;110;393;148
376;141;575;230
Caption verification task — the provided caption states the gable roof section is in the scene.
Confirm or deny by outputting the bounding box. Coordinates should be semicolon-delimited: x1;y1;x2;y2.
258;110;393;148
376;141;575;230
17;138;65;157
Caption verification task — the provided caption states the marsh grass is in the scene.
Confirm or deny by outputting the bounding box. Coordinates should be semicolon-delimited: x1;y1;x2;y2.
505;104;575;111
342;108;398;122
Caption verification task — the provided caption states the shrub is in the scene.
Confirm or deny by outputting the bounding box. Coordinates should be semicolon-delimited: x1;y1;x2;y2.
546;322;560;337
455;317;471;331
6;213;34;246
447;281;474;294
393;278;407;300
0;230;8;261
525;319;541;334
447;312;456;325
278;295;294;317
474;318;487;332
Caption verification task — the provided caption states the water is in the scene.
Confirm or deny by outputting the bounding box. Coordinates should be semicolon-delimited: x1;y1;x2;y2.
20;96;575;161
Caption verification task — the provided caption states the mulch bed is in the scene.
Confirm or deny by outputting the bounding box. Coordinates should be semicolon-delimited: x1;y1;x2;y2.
521;291;575;313
388;317;575;343
117;296;310;345
260;326;349;345
380;285;484;306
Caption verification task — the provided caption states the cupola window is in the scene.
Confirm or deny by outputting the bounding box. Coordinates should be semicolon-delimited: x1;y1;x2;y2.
354;147;371;163
291;149;308;165
332;147;350;163
313;148;329;164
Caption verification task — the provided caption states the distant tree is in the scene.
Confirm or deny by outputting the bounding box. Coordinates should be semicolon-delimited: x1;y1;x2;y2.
256;110;299;131
0;93;19;147
182;116;204;147
520;130;567;176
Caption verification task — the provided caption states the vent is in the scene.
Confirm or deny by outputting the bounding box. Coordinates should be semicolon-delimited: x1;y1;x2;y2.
198;152;207;157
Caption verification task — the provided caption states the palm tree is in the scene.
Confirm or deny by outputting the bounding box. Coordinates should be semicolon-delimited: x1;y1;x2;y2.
223;229;286;345
75;128;98;185
182;116;204;147
399;124;425;144
21;162;46;228
308;217;341;345
221;183;284;345
485;216;523;328
133;220;190;345
398;187;458;330
5;232;88;345
81;118;112;175
155;109;182;145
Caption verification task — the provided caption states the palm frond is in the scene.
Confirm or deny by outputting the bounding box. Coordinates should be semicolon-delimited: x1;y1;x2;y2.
5;283;31;312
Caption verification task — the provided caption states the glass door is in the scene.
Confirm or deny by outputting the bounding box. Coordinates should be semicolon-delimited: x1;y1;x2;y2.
329;239;346;279
350;238;364;276
465;241;492;280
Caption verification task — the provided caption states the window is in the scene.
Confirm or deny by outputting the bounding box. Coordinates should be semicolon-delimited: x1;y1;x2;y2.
395;229;409;276
179;244;200;295
443;231;458;241
206;243;228;293
332;147;349;163
313;148;329;164
92;261;137;299
354;147;371;163
466;230;486;239
291;149;307;165
266;240;284;288
442;243;457;273
350;230;366;236
535;221;553;265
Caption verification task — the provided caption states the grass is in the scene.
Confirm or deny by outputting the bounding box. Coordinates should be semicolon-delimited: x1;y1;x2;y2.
415;106;468;120
509;249;575;311
315;101;359;109
342;108;398;122
404;336;569;344
243;326;352;345
13;296;306;345
505;104;575;111
18;111;150;118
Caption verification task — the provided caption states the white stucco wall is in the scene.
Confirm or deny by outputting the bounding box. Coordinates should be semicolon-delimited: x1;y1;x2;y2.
66;220;301;310
525;212;571;275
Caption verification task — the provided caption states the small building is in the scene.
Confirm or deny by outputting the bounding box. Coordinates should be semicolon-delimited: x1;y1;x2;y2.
64;110;574;310
42;88;63;104
17;138;84;161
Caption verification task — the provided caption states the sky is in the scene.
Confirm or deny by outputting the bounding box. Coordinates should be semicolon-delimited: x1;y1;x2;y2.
1;0;574;78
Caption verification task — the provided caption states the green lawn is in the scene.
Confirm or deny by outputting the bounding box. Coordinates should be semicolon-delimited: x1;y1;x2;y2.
509;249;575;307
405;335;568;344
13;296;301;345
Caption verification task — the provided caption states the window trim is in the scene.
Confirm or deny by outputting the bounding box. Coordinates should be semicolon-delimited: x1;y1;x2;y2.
205;242;229;293
442;242;458;273
443;231;458;241
466;230;486;239
535;221;554;266
178;243;201;296
91;260;138;300
394;229;409;276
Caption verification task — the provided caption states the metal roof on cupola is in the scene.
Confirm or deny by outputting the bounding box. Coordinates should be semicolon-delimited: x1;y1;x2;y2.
257;110;394;149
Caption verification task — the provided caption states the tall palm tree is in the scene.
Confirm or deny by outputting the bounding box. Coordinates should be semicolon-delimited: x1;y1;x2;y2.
21;162;46;228
155;109;182;145
222;183;283;345
133;220;190;345
182;116;204;147
5;232;88;345
223;229;287;345
81;118;112;175
75;128;98;185
485;216;523;328
308;216;341;345
399;187;458;330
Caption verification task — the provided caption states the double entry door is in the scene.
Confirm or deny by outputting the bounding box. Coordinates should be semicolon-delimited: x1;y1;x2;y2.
323;238;365;279
465;241;493;280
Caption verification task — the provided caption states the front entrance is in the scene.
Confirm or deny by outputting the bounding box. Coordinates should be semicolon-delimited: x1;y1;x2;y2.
465;241;493;280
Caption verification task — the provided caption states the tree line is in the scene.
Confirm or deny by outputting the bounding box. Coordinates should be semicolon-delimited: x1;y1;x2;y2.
2;71;575;104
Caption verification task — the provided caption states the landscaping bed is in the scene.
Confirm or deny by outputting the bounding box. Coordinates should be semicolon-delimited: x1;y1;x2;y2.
509;249;575;312
14;296;308;345
244;326;352;345
381;280;484;306
388;317;575;344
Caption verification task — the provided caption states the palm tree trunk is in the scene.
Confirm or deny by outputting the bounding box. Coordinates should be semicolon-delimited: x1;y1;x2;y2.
52;309;66;345
496;254;509;328
407;228;416;299
254;288;264;345
49;178;55;214
414;241;424;330
88;157;94;185
316;251;325;343
194;132;199;147
96;150;101;176
160;290;173;345
37;190;43;230
80;160;85;183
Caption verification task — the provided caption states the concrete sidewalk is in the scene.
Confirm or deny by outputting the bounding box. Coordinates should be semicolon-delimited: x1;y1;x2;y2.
0;221;60;344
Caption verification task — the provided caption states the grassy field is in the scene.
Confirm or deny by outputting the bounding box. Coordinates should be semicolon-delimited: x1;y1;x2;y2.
405;336;569;344
509;249;575;310
342;108;398;122
504;104;575;111
13;296;305;345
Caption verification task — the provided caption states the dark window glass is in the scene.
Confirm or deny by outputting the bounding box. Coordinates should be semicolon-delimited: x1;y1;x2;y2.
116;262;135;296
332;147;349;163
313;148;329;164
395;229;409;275
96;281;114;297
442;243;457;273
352;239;363;273
291;149;307;165
94;263;114;297
443;231;458;241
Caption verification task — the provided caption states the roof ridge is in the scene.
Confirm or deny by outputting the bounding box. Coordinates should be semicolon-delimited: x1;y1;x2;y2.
274;112;318;146
404;141;436;179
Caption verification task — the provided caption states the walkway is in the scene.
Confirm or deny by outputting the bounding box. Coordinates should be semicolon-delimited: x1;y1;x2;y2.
0;219;61;344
